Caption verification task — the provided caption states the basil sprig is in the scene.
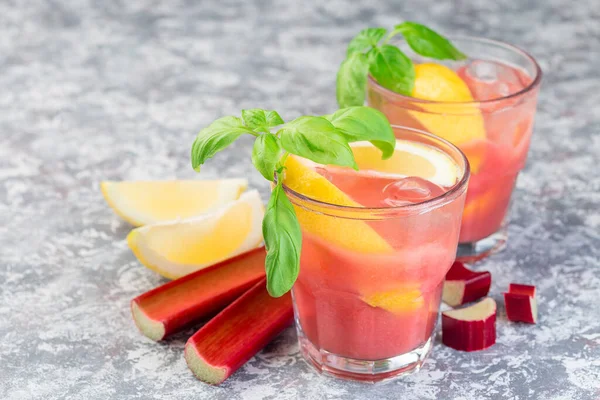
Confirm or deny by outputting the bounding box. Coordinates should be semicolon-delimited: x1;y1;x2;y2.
336;22;467;107
191;106;394;297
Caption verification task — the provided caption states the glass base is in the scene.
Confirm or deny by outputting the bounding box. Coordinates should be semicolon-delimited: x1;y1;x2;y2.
456;226;507;263
297;325;434;383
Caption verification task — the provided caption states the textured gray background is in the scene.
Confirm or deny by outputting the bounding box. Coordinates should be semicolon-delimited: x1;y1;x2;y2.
1;0;599;399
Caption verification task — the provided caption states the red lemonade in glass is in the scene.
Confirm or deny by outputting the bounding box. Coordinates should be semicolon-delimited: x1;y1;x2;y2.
283;126;469;381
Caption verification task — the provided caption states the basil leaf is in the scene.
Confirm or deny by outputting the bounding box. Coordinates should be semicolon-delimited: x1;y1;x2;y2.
191;116;254;171
263;182;302;297
395;22;466;61
279;116;357;169
252;134;281;181
366;47;379;64
265;111;285;127
336;52;370;108
346;28;387;56
369;44;415;96
242;109;285;132
324;106;395;159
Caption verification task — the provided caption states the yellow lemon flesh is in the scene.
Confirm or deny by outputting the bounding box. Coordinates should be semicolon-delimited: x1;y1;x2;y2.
351;140;460;187
101;179;247;226
410;63;486;172
412;63;475;102
127;190;264;279
362;289;425;314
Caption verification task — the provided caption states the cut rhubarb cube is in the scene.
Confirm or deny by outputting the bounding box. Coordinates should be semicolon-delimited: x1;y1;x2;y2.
443;261;491;307
131;247;266;341
504;283;537;324
508;283;536;297
185;279;293;385
442;297;496;351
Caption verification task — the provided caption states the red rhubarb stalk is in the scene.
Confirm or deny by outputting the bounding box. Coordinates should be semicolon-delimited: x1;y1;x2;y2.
131;247;266;341
442;297;497;351
184;279;293;385
504;283;537;324
442;261;491;307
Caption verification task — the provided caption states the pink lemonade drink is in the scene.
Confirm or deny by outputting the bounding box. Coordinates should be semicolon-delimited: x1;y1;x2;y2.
282;126;469;382
367;37;542;261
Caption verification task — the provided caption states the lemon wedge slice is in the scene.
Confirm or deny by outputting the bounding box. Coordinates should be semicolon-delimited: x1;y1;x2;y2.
350;140;460;187
127;190;264;279
283;156;392;253
410;63;486;147
101;179;247;226
362;288;425;314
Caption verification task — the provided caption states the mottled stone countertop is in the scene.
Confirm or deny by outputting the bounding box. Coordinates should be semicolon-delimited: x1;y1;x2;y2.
1;0;599;399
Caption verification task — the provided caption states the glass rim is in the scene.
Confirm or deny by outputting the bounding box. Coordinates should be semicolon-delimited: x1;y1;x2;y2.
282;125;470;218
367;35;543;106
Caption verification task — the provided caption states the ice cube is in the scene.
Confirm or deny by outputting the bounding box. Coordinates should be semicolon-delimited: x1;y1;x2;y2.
466;60;499;83
382;177;444;206
461;60;527;101
497;83;511;97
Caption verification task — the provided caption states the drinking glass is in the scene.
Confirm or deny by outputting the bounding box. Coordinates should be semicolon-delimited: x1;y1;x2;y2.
367;37;542;261
285;126;469;382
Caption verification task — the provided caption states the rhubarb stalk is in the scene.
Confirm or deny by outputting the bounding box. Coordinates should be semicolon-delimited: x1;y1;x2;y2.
131;247;266;341
184;279;293;385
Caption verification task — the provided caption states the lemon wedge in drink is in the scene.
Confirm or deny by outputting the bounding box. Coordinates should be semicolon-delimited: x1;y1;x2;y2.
350;140;460;187
410;63;486;151
101;179;247;226
127;190;264;279
283;156;392;253
363;289;425;314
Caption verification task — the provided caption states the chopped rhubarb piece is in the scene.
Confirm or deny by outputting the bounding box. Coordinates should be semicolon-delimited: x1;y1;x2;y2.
504;283;537;324
442;261;491;307
442;297;496;351
131;247;266;341
508;283;536;297
185;279;293;385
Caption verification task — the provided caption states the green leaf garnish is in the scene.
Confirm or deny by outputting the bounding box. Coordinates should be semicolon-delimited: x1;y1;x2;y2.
252;133;281;181
190;106;393;296
346;28;387;56
336;21;466;106
336;52;370;108
191;116;255;172
394;22;467;61
263;180;302;297
369;44;415;96
279;116;358;170
242;109;284;132
324;106;396;159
